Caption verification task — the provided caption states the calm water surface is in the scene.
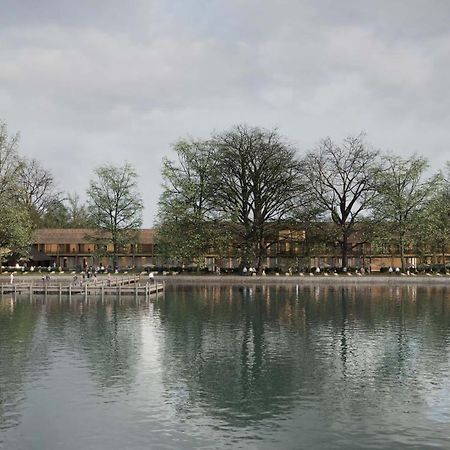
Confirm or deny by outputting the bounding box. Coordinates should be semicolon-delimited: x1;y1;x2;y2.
1;284;450;449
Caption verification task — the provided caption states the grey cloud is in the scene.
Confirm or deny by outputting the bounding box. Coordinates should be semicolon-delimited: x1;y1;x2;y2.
0;0;160;33
0;0;449;225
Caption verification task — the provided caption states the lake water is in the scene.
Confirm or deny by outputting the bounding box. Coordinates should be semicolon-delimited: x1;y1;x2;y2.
1;283;450;449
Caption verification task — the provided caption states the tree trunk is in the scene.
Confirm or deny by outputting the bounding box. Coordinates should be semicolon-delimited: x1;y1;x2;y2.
400;237;405;272
113;242;118;270
342;233;348;269
256;233;265;274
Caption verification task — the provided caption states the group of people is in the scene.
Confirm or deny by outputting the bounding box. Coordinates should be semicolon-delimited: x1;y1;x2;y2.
388;266;409;274
242;266;258;276
72;272;99;286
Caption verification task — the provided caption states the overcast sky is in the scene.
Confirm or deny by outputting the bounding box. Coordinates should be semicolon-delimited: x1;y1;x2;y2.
1;0;449;225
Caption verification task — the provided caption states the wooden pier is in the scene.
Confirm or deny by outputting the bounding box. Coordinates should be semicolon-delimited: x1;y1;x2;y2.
0;275;164;300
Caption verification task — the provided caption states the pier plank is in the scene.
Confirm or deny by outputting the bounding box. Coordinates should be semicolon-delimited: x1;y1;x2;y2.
0;275;164;298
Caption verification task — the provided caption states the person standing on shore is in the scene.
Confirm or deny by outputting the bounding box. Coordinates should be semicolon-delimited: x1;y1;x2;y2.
10;273;14;284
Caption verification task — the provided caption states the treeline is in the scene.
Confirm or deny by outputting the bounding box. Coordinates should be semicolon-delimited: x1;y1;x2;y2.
2;119;449;272
0;120;143;266
156;124;449;272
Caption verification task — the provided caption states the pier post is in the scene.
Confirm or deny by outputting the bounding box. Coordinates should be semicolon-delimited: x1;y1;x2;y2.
69;283;72;302
1;283;3;297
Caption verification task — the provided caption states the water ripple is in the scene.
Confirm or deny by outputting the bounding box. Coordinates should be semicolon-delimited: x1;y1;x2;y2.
1;287;450;449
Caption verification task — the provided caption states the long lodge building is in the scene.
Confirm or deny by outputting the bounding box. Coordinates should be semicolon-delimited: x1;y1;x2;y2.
28;228;434;272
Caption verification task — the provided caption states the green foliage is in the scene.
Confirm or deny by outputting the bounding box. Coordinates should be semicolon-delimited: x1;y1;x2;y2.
87;163;143;267
157;127;303;270
65;193;94;228
160;139;217;218
156;139;230;267
372;154;441;270
0;121;23;199
415;163;450;262
0;200;33;261
156;217;231;268
0;121;33;260
39;193;94;229
38;200;70;228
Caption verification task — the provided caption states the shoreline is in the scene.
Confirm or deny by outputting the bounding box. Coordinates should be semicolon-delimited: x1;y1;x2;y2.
157;274;450;285
1;273;450;286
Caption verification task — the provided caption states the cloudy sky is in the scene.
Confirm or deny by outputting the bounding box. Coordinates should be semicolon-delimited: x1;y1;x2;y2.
1;0;449;225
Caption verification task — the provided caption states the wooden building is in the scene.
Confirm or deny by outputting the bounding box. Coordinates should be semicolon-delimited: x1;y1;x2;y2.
31;229;155;270
29;227;437;272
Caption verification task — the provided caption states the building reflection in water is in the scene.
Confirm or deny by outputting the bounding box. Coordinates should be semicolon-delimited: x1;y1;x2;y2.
1;284;450;441
155;283;450;426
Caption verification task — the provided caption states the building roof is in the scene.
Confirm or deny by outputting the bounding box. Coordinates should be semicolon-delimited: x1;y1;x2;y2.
33;228;154;244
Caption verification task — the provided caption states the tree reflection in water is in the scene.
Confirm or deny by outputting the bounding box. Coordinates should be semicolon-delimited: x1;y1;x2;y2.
0;299;41;431
156;284;450;428
1;284;450;449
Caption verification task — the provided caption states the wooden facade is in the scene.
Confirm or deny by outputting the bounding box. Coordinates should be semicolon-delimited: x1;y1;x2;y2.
30;227;443;271
31;229;156;270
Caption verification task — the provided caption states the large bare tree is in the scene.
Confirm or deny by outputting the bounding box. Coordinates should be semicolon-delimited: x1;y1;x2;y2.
302;134;380;268
212;125;301;270
19;158;62;224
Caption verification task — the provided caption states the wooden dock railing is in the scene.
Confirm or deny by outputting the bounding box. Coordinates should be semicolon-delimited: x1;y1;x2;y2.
0;276;164;300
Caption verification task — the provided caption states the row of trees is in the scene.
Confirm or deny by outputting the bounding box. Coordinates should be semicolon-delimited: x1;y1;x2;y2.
0;121;143;267
2;119;448;272
157;125;446;272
